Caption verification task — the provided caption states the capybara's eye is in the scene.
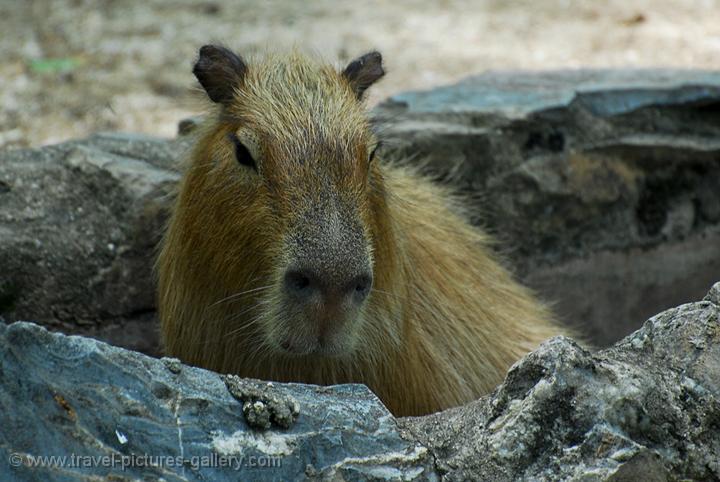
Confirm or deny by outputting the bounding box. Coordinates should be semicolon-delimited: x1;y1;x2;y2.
369;141;382;163
229;133;257;171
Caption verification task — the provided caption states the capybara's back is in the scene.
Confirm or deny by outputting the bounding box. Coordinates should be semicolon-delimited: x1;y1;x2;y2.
157;45;565;416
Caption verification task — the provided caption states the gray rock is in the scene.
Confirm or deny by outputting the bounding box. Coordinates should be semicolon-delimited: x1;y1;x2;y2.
375;69;720;345
0;132;188;355
1;284;718;480
398;282;720;481
0;321;434;481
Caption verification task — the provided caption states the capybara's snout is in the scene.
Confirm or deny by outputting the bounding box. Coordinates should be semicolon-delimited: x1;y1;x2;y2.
283;265;372;311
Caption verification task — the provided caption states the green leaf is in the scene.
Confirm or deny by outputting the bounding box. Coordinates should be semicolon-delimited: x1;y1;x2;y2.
29;57;80;74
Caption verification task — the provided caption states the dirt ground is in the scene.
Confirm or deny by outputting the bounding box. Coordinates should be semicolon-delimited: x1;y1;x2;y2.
2;0;719;149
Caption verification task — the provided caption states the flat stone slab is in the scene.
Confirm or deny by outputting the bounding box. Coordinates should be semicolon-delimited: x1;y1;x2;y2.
0;322;433;481
386;69;720;117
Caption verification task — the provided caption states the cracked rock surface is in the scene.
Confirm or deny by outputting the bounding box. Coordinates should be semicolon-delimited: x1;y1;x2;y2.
0;321;434;481
399;282;720;481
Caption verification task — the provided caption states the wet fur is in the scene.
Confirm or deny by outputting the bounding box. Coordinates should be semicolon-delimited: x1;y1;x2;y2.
157;50;564;416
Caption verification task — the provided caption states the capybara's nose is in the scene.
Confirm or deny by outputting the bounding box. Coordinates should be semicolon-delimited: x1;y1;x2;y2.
284;268;372;306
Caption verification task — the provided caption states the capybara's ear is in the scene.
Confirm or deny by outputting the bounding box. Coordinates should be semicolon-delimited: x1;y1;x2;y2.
341;51;384;99
193;45;247;104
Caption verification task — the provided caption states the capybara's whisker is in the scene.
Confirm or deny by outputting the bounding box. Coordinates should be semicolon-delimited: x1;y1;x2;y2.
209;285;274;307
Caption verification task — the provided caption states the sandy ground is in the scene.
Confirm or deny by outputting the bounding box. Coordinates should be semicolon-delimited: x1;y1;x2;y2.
1;0;719;149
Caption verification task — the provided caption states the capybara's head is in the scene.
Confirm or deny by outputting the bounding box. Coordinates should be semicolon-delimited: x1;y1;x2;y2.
165;46;401;362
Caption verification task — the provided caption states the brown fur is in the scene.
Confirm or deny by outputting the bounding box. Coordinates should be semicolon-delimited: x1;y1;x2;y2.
157;48;565;417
